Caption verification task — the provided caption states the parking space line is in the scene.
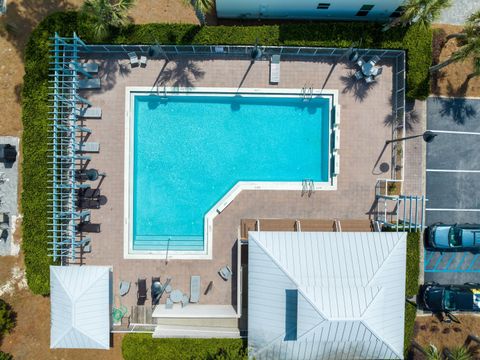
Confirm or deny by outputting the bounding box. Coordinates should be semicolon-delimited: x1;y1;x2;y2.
433;254;444;270
445;253;456;270
455;253;468;271
427;169;480;173
468;254;480;271
425;251;434;265
426;208;480;212
428;129;480;136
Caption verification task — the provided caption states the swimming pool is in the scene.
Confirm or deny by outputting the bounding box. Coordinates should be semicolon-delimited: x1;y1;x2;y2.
125;88;338;259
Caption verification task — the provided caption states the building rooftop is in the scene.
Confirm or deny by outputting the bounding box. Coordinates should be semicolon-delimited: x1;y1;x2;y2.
248;231;407;360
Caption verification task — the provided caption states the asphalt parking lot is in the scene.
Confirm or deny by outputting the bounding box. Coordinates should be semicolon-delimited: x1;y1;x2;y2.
425;97;480;284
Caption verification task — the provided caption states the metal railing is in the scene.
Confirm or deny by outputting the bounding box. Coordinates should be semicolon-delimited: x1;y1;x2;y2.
375;178;425;231
78;43;406;181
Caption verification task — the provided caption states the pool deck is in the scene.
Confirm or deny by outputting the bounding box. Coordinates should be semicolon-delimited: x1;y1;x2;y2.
76;54;409;314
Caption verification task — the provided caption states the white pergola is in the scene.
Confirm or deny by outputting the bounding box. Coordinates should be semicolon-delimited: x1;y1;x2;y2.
50;265;111;349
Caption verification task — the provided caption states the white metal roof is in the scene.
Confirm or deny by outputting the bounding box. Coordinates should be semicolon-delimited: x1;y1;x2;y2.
248;231;407;360
50;265;111;349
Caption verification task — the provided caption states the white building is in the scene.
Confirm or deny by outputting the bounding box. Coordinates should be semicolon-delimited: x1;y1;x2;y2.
248;231;407;359
215;0;405;21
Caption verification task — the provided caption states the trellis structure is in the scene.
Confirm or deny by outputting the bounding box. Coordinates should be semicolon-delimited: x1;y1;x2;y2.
48;32;93;262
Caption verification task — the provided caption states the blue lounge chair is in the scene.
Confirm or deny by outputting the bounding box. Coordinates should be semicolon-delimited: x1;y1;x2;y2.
190;275;201;303
218;266;232;281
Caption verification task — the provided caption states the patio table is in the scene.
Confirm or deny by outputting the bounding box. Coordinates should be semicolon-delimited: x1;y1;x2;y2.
170;289;183;303
361;62;374;77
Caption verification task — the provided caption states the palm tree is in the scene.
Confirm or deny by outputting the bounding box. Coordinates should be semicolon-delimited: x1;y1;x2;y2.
424;344;442;360
446;346;473;360
182;0;214;24
429;11;480;74
81;0;135;41
383;0;452;31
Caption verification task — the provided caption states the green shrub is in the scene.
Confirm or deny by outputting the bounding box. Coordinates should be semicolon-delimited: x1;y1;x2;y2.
404;231;420;354
0;299;16;335
121;335;247;360
405;231;420;298
0;351;14;360
404;301;417;357
22;12;431;294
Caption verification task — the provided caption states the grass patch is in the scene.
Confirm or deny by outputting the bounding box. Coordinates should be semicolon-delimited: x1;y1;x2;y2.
121;334;247;360
22;12;431;294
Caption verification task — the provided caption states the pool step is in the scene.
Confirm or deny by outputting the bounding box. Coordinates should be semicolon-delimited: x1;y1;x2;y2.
134;235;204;251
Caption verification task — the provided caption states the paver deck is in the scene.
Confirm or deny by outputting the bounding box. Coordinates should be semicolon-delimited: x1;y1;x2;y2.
76;54;400;311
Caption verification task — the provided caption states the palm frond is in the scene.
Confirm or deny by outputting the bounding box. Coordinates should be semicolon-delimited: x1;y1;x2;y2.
399;0;452;28
193;0;213;14
448;346;473;360
80;0;135;40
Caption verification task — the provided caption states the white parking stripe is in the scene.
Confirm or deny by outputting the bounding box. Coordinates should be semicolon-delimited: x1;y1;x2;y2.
426;208;480;212
428;129;480;136
427;169;480;173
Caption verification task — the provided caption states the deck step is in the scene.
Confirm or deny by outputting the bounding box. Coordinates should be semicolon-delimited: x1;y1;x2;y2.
133;235;204;251
153;324;240;339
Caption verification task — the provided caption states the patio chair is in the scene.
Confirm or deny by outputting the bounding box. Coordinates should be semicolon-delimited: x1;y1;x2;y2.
348;50;359;63
370;55;381;65
75;107;102;119
137;278;147;305
140;55;147;67
82;240;92;253
181;294;189;308
128;52;139;67
365;76;375;84
270;55;280;84
356;57;365;67
78;78;101;90
119;281;131;296
78;198;100;209
77;221;101;233
190;275;201;303
354;70;364;80
75;169;99;182
81;62;99;74
0;144;17;163
218;265;233;281
79;187;101;199
373;67;383;78
165;297;173;309
76;142;100;153
204;281;213;295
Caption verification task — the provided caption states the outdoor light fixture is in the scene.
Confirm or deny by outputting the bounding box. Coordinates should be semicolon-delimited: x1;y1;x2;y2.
250;38;262;62
385;130;437;145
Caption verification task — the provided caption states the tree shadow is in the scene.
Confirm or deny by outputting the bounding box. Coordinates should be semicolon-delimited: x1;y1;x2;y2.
434;82;477;125
155;60;205;88
0;0;74;58
384;98;420;133
340;70;378;102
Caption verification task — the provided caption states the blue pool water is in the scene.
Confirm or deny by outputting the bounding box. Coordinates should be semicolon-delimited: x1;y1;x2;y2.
132;94;331;251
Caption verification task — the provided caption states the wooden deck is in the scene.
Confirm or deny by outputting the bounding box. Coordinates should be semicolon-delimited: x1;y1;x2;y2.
240;218;372;239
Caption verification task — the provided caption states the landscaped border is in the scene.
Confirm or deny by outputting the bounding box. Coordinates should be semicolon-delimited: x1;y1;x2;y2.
22;11;431;294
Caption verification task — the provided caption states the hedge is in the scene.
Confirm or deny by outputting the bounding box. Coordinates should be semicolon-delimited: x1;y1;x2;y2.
22;12;431;294
121;335;247;360
404;231;420;355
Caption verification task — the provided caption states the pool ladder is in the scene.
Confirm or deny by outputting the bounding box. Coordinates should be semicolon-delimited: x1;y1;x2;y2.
301;85;313;102
158;85;168;99
302;179;315;197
